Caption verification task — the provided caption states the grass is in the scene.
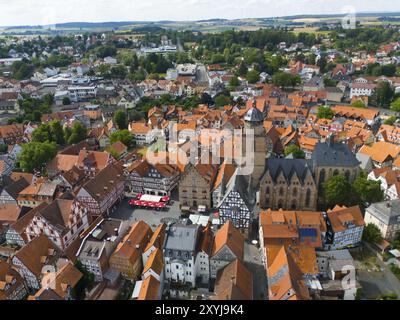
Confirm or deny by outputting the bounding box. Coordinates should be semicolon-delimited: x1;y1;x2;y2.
390;264;400;281
350;246;380;270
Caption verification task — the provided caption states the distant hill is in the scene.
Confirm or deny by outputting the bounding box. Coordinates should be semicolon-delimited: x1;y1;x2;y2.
2;11;400;34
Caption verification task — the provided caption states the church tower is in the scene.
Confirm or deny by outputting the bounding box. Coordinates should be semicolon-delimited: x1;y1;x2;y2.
242;105;267;191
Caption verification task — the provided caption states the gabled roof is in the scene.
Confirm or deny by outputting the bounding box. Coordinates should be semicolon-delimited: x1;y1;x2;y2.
327;205;365;232
14;234;60;277
36;199;74;235
265;158;314;184
143;224;166;253
80;165;124;201
359;141;400;164
137;275;160;300
244;107;264;123
313;141;360;168
111;221;153;264
213;259;253;300
266;245;312;300
142;248;164;276
34;262;82;300
212;220;244;260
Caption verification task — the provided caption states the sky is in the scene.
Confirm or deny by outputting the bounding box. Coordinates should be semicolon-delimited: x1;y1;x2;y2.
0;0;400;27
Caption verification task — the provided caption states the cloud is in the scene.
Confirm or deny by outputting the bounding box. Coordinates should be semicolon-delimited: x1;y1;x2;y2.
0;0;399;26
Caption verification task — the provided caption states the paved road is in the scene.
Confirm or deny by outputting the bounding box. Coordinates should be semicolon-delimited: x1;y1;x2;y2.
243;241;268;300
354;248;400;299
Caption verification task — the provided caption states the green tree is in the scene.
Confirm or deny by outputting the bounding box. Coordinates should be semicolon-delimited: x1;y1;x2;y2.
362;223;383;244
352;174;384;206
110;65;127;79
67;121;87;145
390;98;400;113
324;175;353;208
351;100;366;108
237;62;248;77
19;141;57;173
73;260;95;300
324;77;338;87
246;70;260;84
214;94;231;107
109;130;134;148
229;76;240;88
62;96;71;105
12;60;34;80
284;145;305;159
372;82;394;108
32;124;53;143
384;116;397;125
50;120;66;145
114;110;128;130
317;106;334;120
272;72;301;88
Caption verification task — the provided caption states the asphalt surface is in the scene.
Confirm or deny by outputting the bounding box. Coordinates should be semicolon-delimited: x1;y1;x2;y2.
110;196;183;230
243;241;268;300
357;258;400;299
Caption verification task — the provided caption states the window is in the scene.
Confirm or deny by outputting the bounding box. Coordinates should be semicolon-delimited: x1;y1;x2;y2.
305;189;311;207
293;188;298;197
279;188;284;196
319;169;326;185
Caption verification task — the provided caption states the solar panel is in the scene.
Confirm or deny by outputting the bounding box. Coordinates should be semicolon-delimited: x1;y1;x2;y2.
299;228;317;237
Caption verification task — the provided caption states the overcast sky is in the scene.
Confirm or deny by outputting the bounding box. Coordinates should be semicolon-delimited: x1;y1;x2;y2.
0;0;399;26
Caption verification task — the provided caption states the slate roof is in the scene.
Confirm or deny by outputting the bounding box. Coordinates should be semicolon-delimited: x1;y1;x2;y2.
266;158;314;184
366;200;400;225
312;141;360;168
244;107;264;123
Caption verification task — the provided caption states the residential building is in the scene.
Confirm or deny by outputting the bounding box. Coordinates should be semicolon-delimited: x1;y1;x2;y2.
142;224;167;266
11;234;61;291
17;179;58;208
109;221;153;281
30;262;82;300
0;177;30;204
364;200;400;241
217;171;254;234
195;223;213;285
350;83;376;99
358;141;400;168
76;150;115;178
316;250;359;300
76;218;129;282
212;259;253;300
179;162;219;212
24;195;90;250
325;205;365;250
76;164;125;220
163;221;202;298
0;260;28;300
127;159;180;196
210;221;244;279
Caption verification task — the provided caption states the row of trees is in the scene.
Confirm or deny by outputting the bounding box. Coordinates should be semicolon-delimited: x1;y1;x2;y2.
323;174;384;209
